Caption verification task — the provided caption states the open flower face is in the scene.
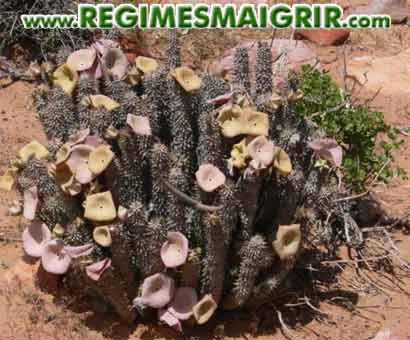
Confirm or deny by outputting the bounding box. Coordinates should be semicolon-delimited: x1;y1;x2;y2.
54;163;81;196
67;49;96;72
84;191;117;222
217;104;243;138
140;273;175;309
273;147;292;176
192;294;218;325
307;138;343;167
241;108;269;136
171;67;202;92
247;136;275;168
168;287;198;320
88;145;114;176
218;106;269;138
41;242;93;275
195;164;226;192
53;64;79;96
81;95;120;112
135;56;158;74
230;139;249;169
272;224;301;260
102;48;128;80
55;144;72;165
160;232;189;268
19;141;49;163
127;115;152;136
23;186;39;220
93;226;112;247
41;239;71;275
66;145;94;184
22;221;51;257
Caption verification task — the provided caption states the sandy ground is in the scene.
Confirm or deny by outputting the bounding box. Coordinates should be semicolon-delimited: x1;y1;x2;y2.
1;4;410;339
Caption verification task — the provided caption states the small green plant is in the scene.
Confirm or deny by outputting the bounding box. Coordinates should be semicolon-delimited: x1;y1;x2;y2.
295;64;406;192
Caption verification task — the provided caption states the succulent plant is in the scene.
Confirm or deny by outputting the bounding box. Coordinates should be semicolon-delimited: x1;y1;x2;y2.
0;32;359;331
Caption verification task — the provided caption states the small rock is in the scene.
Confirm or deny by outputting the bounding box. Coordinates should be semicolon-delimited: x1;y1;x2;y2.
295;29;350;46
352;0;410;24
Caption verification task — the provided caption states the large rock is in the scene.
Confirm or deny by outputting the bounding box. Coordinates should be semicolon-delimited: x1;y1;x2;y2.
347;49;410;95
295;29;351;46
352;0;410;24
207;39;318;87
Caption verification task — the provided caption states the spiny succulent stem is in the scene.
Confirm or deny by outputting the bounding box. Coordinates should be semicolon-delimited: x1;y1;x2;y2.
161;179;222;212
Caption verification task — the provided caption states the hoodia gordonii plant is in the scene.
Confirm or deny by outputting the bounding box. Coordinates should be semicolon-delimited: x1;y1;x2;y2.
0;33;360;330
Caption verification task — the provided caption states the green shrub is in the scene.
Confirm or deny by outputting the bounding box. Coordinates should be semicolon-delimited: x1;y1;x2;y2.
294;65;406;192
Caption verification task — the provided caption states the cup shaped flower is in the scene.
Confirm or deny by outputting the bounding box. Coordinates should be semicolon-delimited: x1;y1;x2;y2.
158;308;182;333
139;273;175;309
273;147;292;176
81;95;120;112
230;139;249;169
42;241;94;275
160;232;189;268
18;141;49;163
192;294;218;325
307;138;343;167
66;144;94;184
135;56;158;74
55;163;82;196
240;108;269;137
41;239;71;274
93;226;112;247
86;258;112;281
61;175;82;196
55;144;72;165
67;49;96;72
171;67;202;92
22;221;51;257
168;287;198;320
102;48;128;80
272;224;301;260
195;164;226;193
52;64;79;96
84;191;117;222
127;115;152;136
218;106;269;138
217;104;243;138
23;186;39;220
247;136;275;168
88;145;114;176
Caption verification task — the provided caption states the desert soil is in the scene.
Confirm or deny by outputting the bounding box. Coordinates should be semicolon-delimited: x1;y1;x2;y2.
1;2;410;339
